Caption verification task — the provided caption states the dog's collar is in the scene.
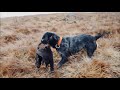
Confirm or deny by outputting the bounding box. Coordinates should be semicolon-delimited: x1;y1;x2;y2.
55;36;62;48
58;36;62;46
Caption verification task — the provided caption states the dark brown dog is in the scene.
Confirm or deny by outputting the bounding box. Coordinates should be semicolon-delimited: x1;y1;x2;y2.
35;43;54;73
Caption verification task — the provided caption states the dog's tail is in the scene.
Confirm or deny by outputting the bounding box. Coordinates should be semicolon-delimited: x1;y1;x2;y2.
94;31;110;40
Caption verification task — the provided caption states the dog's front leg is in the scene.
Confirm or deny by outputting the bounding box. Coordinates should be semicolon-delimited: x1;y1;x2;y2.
49;59;54;73
57;55;68;68
35;54;41;73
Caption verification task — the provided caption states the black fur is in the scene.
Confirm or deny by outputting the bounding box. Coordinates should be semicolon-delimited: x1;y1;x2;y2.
35;44;54;72
41;32;106;68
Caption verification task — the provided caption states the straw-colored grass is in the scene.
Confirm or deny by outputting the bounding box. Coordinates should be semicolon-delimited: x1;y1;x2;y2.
0;12;120;78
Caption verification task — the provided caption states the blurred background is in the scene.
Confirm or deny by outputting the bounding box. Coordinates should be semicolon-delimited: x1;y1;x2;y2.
0;12;71;18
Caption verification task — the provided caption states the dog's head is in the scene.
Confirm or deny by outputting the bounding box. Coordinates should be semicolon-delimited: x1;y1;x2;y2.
37;42;50;50
41;32;60;48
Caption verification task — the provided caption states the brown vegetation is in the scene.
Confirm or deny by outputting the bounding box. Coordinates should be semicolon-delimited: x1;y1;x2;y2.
0;12;120;78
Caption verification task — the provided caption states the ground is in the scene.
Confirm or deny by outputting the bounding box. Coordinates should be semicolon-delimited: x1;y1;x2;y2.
0;12;120;78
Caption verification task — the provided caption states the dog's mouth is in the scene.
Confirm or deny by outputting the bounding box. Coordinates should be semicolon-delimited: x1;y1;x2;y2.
44;44;49;47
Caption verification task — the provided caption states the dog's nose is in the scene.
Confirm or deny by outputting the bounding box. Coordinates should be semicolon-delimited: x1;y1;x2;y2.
41;39;44;42
41;39;48;44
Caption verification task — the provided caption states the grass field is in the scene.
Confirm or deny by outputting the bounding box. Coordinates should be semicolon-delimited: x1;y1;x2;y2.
0;12;120;78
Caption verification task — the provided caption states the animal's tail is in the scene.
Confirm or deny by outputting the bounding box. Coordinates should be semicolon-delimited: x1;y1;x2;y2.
94;31;110;40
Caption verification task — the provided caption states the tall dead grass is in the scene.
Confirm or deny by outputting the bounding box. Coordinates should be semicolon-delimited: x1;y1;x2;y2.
0;59;34;78
73;59;114;78
16;28;31;35
0;12;120;78
0;34;19;44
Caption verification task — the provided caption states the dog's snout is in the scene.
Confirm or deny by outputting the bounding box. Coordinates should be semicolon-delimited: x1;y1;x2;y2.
41;39;46;43
41;39;48;44
41;39;44;42
41;39;44;43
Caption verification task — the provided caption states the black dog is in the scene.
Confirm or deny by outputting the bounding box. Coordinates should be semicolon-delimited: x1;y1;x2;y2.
40;32;108;68
35;43;54;72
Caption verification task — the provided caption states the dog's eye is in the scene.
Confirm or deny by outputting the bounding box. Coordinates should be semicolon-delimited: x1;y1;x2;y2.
50;36;53;39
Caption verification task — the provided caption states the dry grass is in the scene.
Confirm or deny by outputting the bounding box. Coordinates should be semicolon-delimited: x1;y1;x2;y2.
0;34;19;44
0;59;34;78
0;12;120;78
16;28;31;35
73;59;115;78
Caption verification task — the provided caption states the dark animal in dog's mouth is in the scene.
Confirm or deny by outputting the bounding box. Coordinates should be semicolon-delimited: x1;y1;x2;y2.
40;32;109;68
35;43;54;73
